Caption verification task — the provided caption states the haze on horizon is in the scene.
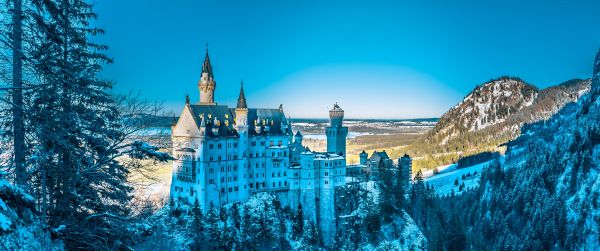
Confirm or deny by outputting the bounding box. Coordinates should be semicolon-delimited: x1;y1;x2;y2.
95;0;600;119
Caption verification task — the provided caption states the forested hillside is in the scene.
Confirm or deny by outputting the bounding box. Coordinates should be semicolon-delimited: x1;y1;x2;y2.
402;77;591;170
417;51;600;249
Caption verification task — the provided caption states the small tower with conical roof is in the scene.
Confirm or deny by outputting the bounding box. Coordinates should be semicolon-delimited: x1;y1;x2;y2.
325;103;348;156
235;81;248;127
198;46;216;104
294;130;303;144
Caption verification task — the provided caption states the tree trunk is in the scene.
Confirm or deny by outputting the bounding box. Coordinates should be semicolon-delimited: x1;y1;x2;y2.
12;0;27;188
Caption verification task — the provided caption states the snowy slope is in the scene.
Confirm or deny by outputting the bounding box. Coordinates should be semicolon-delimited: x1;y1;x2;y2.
425;161;492;196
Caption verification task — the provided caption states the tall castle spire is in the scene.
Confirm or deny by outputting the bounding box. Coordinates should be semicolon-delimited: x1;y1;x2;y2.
198;45;216;104
237;81;247;109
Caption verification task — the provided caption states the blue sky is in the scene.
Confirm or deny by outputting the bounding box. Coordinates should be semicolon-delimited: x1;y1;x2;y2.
95;0;600;118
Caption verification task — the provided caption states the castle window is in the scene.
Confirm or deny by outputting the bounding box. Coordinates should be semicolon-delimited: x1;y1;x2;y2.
272;173;274;177
221;177;225;182
271;152;275;157
272;182;275;187
190;189;194;196
284;152;287;157
210;156;214;161
325;171;328;176
278;140;282;146
250;183;253;188
251;141;256;146
278;172;281;177
279;181;281;186
244;185;246;189
285;181;288;186
209;179;214;184
234;186;239;191
262;182;265;187
228;187;232;192
284;171;287;176
325;180;329;184
234;176;238;181
250;173;253;178
234;143;238;148
209;168;214;173
218;156;222;161
260;141;265;146
209;144;214;149
221;188;225;194
218;143;222;149
269;141;274;146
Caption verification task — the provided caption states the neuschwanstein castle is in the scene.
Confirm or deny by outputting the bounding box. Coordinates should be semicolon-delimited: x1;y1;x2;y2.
169;50;347;244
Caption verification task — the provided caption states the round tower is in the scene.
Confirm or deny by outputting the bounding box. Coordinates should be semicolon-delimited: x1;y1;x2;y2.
198;47;216;104
329;103;344;127
325;103;348;156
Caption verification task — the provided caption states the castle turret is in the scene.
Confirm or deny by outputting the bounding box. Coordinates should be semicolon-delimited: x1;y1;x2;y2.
359;150;368;165
294;130;303;144
198;48;216;104
235;82;250;202
326;103;348;156
399;153;413;192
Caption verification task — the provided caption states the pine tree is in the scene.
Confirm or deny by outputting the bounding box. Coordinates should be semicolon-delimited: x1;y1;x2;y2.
22;0;171;248
292;204;304;240
206;201;221;248
9;0;27;189
190;199;206;251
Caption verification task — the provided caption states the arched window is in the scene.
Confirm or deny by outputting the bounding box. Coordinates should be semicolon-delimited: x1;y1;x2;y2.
217;143;222;149
209;144;214;149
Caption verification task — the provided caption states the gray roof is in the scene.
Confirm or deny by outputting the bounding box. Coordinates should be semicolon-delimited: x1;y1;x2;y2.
236;84;247;109
370;150;390;160
201;50;213;77
184;104;289;137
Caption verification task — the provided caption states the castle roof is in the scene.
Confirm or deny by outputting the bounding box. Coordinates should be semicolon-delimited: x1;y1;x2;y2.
370;150;390;160
183;104;289;137
295;130;302;137
236;82;247;109
201;49;214;78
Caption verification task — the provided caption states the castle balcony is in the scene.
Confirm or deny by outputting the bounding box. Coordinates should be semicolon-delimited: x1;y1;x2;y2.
175;174;195;183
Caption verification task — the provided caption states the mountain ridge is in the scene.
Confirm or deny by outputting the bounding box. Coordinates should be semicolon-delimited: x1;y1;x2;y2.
403;76;591;170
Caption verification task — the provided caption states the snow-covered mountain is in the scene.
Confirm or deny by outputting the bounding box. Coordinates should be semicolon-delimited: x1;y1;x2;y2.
431;77;590;145
405;76;591;170
453;51;600;249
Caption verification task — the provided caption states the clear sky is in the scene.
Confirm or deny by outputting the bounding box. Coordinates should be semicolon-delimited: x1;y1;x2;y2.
95;0;600;119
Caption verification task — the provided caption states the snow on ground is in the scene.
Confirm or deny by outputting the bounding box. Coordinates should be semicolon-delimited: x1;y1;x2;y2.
421;163;458;179
425;161;492;196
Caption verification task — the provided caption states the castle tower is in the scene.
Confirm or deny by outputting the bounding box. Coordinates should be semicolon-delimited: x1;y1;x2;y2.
399;153;413;192
198;48;216;104
294;130;303;145
359;150;368;165
235;82;250;201
326;103;348;156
